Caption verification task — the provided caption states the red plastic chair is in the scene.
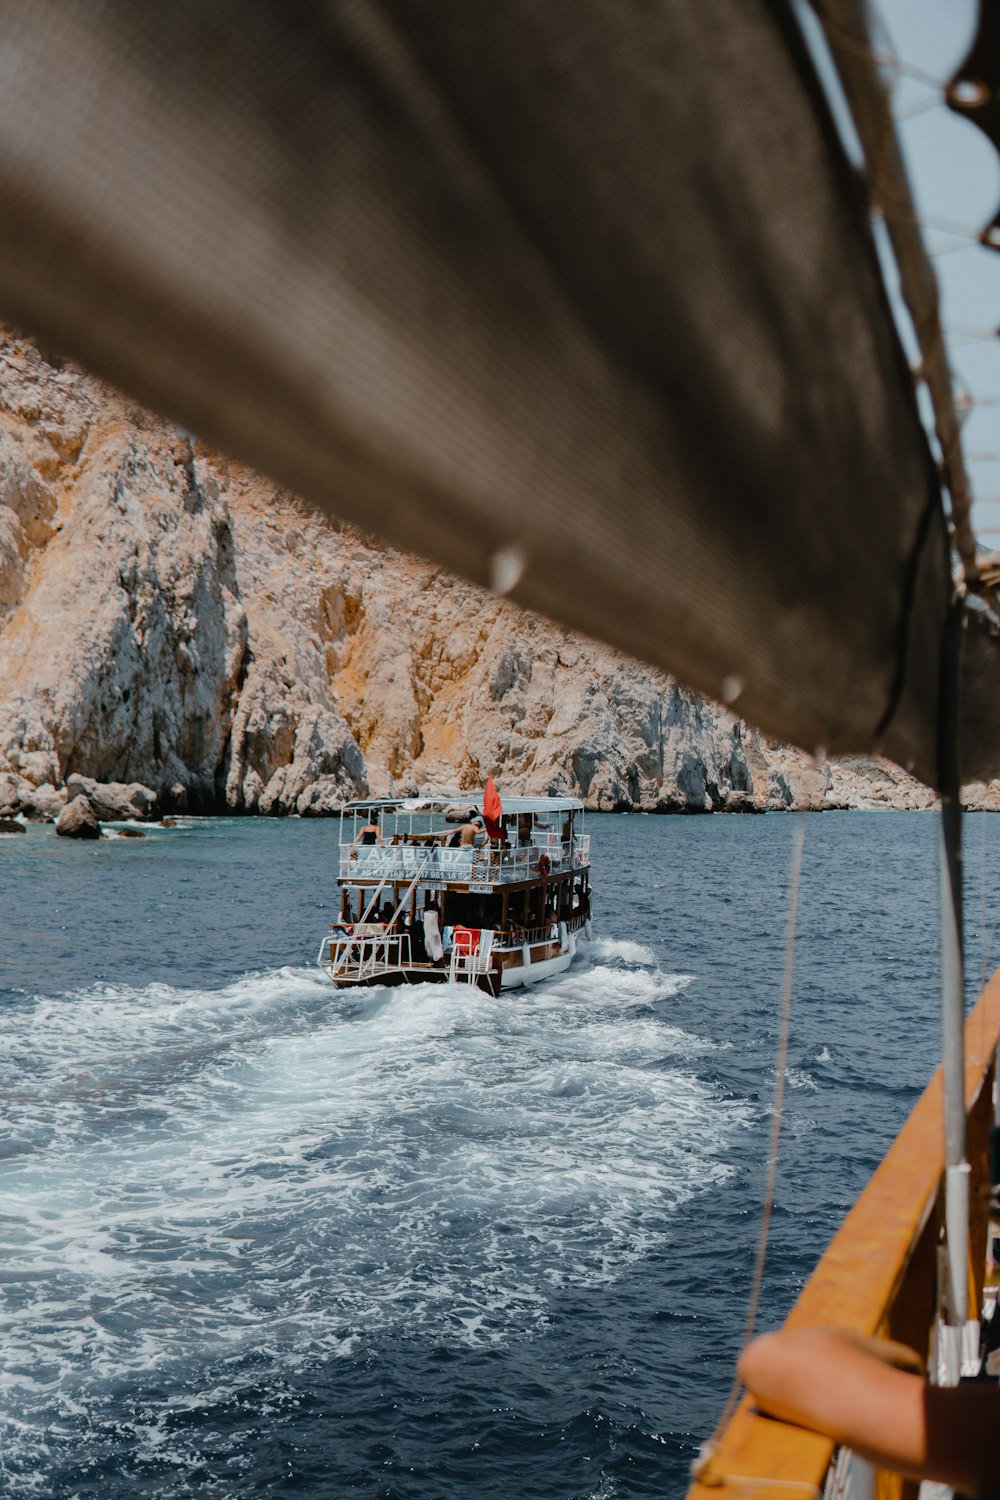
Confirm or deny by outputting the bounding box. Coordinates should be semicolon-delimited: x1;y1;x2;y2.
452;926;481;956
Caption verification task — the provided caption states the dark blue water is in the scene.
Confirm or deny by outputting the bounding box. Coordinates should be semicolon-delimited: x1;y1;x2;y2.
1;810;996;1498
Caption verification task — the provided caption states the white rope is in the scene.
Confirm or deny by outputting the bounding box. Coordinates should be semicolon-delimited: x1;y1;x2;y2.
810;0;983;586
692;819;806;1489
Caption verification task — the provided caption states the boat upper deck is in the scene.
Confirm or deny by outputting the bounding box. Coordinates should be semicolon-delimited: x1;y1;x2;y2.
337;794;590;887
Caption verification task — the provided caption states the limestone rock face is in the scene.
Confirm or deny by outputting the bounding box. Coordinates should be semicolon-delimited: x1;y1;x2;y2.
0;772;29;816
0;771;66;821
56;795;102;839
0;328;994;815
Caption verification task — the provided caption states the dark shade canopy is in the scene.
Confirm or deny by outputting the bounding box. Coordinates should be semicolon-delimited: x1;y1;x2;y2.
0;0;992;788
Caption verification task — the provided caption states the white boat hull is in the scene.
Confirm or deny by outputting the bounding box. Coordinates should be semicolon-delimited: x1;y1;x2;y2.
496;928;581;990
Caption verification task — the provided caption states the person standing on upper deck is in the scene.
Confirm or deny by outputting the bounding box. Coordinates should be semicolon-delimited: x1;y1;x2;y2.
449;816;486;847
352;810;383;846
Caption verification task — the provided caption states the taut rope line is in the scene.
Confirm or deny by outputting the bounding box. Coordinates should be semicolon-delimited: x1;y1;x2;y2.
692;817;806;1487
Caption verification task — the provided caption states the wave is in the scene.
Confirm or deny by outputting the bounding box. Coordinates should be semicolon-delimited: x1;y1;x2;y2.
585;936;658;967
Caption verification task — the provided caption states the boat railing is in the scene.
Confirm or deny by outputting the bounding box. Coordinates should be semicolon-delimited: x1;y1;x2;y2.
475;836;588;878
493;923;562;950
448;929;495;984
530;829;563;849
476;846;550;882
686;970;1000;1500
340;844;487;882
340;836;589;885
324;930;413;981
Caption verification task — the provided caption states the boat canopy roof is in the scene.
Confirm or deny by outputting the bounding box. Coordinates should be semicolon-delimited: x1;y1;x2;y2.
487;797;583;815
342;795;584;815
8;3;1000;787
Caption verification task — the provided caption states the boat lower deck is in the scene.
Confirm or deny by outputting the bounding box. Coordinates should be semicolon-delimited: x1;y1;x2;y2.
326;923;587;994
332;960;502;996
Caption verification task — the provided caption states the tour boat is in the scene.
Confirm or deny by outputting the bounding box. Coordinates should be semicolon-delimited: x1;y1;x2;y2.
316;794;592;992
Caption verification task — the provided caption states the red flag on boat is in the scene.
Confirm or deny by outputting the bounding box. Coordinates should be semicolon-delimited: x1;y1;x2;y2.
483;775;503;840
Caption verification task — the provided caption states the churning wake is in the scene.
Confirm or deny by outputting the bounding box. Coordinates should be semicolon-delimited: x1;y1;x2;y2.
0;941;749;1486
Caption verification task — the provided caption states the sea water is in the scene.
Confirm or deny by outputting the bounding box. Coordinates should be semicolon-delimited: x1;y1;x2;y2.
0;810;995;1498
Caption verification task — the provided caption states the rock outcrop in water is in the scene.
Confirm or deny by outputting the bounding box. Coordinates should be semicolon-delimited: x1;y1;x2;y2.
0;329;995;817
56;795;102;840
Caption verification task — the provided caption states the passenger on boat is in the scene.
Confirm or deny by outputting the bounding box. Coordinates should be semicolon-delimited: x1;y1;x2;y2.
422;895;444;962
409;912;428;962
449;816;486;847
739;1326;1000;1498
352;810;383;846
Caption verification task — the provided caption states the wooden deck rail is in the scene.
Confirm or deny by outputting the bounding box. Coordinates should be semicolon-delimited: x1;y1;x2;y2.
687;969;1000;1500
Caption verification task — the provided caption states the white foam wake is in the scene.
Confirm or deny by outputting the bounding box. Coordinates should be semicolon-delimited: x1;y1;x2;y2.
0;957;751;1461
586;936;658;967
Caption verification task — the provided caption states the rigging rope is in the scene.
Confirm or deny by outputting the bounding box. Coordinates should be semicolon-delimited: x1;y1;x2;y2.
692;817;806;1488
892;96;943;124
809;0;984;595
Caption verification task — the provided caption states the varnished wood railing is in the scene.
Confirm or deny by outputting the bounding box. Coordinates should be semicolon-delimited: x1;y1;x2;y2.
687;970;1000;1500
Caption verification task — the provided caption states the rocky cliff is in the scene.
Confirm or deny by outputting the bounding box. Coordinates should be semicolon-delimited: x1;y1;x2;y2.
0;329;994;819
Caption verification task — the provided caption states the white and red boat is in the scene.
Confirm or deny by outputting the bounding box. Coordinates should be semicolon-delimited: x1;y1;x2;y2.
317;791;592;993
